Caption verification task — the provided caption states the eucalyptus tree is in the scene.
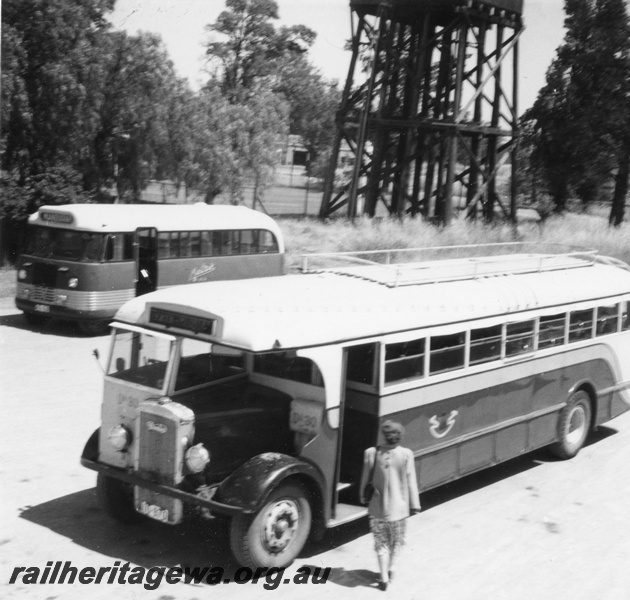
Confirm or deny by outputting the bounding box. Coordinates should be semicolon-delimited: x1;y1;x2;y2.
522;0;630;222
1;0;116;180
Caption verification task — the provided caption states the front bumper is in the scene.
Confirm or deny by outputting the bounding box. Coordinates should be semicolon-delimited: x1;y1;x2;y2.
81;457;246;517
16;296;116;322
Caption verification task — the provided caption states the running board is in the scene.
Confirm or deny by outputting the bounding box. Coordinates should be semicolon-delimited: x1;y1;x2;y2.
328;503;368;528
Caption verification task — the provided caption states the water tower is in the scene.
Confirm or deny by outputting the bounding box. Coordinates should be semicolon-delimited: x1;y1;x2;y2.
319;0;524;223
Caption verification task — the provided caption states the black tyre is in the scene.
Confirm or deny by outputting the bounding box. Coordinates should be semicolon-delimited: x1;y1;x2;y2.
97;474;142;524
79;320;110;336
23;312;50;328
550;390;592;459
230;482;312;569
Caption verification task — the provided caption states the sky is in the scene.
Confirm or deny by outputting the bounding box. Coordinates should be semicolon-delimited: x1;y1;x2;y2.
109;0;568;113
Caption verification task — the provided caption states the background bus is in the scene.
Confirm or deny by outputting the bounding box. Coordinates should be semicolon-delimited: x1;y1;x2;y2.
15;203;285;334
81;244;630;568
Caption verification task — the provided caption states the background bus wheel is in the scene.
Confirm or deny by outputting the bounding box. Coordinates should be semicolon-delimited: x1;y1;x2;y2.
79;320;110;336
97;474;142;524
550;390;592;459
23;312;49;328
229;482;311;569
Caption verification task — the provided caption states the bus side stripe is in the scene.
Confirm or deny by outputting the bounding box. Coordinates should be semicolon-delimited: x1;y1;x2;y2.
411;402;565;459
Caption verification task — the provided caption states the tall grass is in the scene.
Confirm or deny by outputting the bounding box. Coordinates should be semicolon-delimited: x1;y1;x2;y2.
280;213;630;270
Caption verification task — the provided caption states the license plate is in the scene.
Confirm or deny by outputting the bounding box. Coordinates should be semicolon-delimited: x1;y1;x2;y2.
135;488;183;524
138;501;169;523
34;304;50;313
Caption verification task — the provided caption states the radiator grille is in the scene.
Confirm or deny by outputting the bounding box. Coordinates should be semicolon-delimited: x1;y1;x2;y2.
137;411;180;485
29;286;57;303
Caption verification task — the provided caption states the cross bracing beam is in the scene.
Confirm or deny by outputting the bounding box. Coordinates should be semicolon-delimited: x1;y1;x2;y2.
319;0;523;223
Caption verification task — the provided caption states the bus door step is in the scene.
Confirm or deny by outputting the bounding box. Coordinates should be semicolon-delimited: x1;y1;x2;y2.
328;503;368;528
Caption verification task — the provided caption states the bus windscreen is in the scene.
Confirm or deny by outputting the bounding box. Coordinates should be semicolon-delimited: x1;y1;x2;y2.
26;226;105;262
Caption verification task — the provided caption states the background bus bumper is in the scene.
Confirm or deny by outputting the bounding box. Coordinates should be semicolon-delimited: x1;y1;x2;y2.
16;296;116;322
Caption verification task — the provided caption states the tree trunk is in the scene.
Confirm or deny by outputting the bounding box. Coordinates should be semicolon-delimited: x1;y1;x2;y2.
609;142;629;227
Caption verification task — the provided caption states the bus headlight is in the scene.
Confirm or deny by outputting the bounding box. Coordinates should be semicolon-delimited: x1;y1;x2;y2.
108;425;131;451
185;444;210;473
68;277;79;289
18;269;28;280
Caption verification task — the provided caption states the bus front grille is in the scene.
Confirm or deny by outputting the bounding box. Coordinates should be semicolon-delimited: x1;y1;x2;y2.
137;411;180;485
136;401;195;487
29;286;57;303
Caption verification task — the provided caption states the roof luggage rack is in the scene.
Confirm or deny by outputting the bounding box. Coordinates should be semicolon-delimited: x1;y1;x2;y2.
300;243;598;288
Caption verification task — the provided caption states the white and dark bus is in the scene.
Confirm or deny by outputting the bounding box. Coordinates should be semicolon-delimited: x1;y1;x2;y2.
15;203;285;334
80;244;630;567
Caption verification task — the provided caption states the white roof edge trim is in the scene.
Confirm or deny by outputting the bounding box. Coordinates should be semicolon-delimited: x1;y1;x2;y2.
28;204;284;247
112;322;177;341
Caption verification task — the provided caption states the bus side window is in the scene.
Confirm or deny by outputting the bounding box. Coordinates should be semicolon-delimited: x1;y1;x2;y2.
169;232;180;258
429;332;465;374
538;314;566;348
505;321;535;356
158;232;170;259
240;230;255;254
346;343;377;386
212;231;231;255
385;338;425;384
259;230;279;253
470;325;502;364
623;301;630;331
190;231;201;257
200;231;212;256
222;231;232;255
231;230;241;254
596;304;619;336
569;309;594;342
180;232;191;257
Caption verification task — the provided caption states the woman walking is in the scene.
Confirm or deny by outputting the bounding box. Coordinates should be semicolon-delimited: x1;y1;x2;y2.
360;420;421;591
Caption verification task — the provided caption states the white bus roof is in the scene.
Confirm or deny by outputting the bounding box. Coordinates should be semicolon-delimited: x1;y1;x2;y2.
30;203;283;244
114;254;630;352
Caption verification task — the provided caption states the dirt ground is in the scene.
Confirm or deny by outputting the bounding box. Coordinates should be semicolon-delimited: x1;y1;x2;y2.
1;295;629;600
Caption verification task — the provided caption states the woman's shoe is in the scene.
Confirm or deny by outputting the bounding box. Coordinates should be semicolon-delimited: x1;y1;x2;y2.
378;581;389;591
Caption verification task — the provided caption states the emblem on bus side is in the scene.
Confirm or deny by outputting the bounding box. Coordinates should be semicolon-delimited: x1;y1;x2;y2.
429;410;459;439
147;421;168;434
190;264;216;282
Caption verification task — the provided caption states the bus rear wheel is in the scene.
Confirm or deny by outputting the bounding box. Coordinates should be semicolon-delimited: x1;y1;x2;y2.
550;390;592;459
229;482;311;569
97;474;142;524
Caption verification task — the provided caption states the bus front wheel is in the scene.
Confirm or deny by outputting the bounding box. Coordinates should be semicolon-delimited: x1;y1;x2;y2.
229;482;312;569
23;311;50;328
550;390;592;459
97;474;142;524
79;320;110;336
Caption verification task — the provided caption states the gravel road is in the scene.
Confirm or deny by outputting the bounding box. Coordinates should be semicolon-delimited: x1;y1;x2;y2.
1;298;629;600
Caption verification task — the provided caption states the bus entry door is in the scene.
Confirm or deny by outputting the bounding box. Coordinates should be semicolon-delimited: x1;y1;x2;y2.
135;227;158;296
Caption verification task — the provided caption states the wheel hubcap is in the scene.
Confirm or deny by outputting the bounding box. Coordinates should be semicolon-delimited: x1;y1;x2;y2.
262;499;299;554
566;405;586;446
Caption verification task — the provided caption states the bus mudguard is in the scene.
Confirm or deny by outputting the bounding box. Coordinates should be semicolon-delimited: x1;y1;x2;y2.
216;452;326;515
81;428;100;462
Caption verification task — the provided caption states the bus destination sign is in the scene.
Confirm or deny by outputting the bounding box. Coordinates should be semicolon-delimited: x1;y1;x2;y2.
40;211;74;225
150;308;215;335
